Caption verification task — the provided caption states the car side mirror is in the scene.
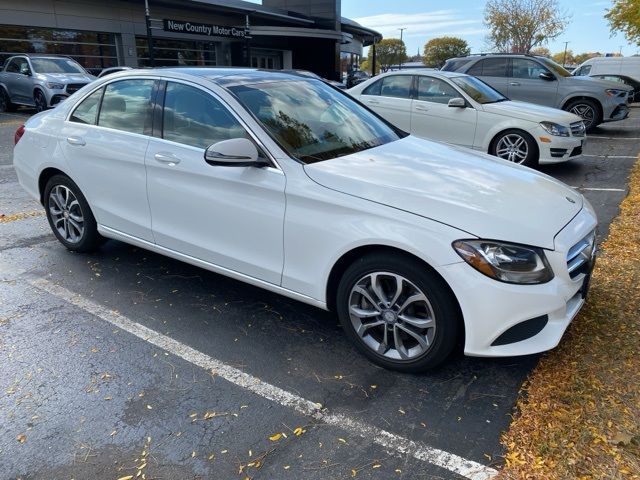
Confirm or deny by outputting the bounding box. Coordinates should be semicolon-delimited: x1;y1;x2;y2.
20;65;31;76
448;97;466;108
204;138;268;167
539;71;555;81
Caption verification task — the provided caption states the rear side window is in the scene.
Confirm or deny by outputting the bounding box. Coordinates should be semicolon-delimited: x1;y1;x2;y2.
70;88;103;124
362;79;382;96
162;82;247;149
380;75;412;98
467;58;508;77
97;79;155;135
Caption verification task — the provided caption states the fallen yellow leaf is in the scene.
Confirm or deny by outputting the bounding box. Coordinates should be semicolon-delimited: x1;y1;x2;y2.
269;433;283;441
16;434;26;443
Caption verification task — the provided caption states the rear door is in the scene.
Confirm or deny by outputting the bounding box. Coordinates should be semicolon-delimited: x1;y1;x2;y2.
508;58;559;107
358;75;413;131
410;75;477;148
60;78;155;241
466;58;510;97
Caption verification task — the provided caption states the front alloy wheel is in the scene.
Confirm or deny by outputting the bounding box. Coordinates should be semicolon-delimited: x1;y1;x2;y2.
491;129;538;167
34;90;47;112
336;253;461;372
349;272;437;361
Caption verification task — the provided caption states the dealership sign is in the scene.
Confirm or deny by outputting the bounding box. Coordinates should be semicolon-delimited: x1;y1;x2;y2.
163;19;246;38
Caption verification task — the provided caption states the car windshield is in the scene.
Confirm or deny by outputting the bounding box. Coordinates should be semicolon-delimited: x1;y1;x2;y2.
451;75;507;104
537;57;571;77
30;58;85;74
230;79;400;164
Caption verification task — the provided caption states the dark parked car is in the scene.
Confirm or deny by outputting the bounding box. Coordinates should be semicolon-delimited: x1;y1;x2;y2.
346;70;370;88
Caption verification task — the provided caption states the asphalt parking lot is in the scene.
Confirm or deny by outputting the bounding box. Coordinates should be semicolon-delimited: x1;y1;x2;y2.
0;106;638;480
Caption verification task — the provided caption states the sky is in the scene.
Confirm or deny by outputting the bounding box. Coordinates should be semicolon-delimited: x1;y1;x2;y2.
339;0;638;58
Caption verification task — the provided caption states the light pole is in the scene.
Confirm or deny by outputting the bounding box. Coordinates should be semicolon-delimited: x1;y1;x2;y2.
562;41;570;68
144;0;155;67
398;27;406;69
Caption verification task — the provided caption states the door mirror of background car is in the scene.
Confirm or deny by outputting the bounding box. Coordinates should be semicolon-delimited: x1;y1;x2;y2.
539;71;555;81
19;64;31;76
448;97;467;108
204;138;268;167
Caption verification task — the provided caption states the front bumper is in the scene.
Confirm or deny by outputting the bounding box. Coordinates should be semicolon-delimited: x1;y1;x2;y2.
602;96;631;123
533;126;585;164
440;205;598;357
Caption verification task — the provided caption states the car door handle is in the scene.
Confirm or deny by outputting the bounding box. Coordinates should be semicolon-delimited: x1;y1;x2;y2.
414;105;429;112
509;82;521;86
367;99;380;105
66;136;86;146
154;152;181;165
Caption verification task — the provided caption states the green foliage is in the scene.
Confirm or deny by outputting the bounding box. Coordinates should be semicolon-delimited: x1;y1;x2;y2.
422;37;470;67
366;38;407;72
484;0;570;52
605;0;640;45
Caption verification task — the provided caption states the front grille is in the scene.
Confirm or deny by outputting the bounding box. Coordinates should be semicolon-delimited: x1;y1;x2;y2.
570;121;586;137
566;230;596;279
65;83;86;94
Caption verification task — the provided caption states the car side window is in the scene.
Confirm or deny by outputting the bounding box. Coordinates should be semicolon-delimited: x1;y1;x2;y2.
97;79;155;135
380;75;412;99
511;58;550;80
416;77;459;104
467;58;508;77
5;59;19;73
70;88;104;125
362;79;382;96
577;65;592;76
162;82;247;149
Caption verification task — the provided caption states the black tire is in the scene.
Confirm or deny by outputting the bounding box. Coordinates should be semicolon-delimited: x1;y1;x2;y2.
490;129;539;168
43;174;103;253
34;89;48;112
563;98;602;132
0;87;17;113
336;252;461;372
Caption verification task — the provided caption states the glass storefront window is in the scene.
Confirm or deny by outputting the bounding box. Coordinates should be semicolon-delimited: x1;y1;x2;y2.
135;37;217;67
0;25;118;69
340;52;361;83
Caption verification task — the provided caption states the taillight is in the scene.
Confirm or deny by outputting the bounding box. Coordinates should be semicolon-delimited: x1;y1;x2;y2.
14;125;25;146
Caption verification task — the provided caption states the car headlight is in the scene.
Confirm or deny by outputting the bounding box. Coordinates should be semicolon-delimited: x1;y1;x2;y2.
605;88;626;97
46;82;64;89
452;240;554;284
539;121;570;137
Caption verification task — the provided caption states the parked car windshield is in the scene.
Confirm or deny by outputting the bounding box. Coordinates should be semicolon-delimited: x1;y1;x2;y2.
30;58;85;74
451;75;507;104
230;79;400;164
537;57;571;77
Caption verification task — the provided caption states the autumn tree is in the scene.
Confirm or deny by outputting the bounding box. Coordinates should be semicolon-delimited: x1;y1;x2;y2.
366;38;407;72
606;0;640;45
422;37;470;67
551;49;575;65
530;46;551;57
573;52;603;65
484;0;570;52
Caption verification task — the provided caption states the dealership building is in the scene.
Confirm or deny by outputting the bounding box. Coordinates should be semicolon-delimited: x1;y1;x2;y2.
0;0;381;81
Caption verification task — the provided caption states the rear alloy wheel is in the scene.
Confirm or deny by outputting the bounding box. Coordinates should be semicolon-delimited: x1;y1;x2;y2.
564;98;601;132
491;130;538;167
0;87;16;113
336;253;461;372
44;175;103;252
34;90;47;112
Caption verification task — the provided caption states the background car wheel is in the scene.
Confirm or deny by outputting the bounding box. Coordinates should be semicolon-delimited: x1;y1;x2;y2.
336;252;461;372
564;98;601;132
34;90;47;112
44;175;103;253
0;87;17;113
490;129;538;167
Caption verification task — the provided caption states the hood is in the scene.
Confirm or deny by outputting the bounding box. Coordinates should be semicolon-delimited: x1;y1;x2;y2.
481;100;582;124
304;136;582;250
567;75;633;91
38;72;95;83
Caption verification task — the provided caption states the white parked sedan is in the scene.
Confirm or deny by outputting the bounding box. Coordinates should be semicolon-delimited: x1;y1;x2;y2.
348;70;587;167
13;68;597;372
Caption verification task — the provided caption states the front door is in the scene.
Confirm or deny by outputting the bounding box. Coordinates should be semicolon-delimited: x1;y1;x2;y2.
59;79;155;241
508;58;559;107
145;81;286;284
5;57;31;103
411;76;477;148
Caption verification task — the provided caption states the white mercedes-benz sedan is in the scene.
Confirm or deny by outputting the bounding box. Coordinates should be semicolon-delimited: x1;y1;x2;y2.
13;68;597;372
348;70;587;167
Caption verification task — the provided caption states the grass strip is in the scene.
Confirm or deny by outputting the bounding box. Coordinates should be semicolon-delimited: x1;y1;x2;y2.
498;155;640;479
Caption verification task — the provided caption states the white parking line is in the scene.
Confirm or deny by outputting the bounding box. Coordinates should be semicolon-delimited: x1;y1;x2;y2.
587;136;640;140
582;154;638;159
29;277;498;480
571;187;626;192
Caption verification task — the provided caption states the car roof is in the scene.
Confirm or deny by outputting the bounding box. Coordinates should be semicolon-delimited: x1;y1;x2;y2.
373;69;467;79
